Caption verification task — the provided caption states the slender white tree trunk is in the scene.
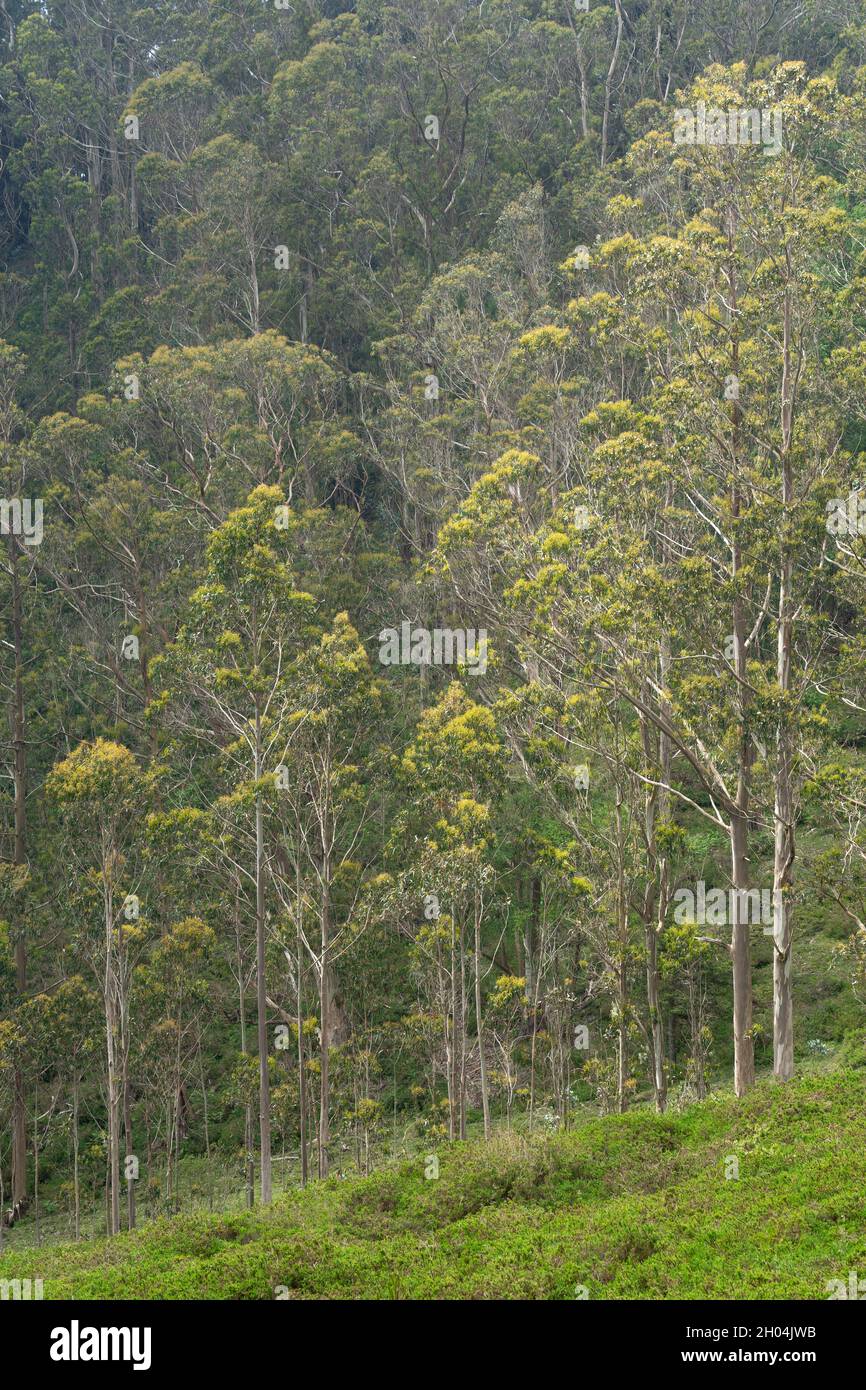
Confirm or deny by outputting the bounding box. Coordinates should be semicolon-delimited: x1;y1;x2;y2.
255;706;272;1202
773;283;796;1082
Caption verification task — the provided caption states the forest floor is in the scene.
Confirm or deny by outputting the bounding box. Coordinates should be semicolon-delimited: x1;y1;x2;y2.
1;1066;864;1299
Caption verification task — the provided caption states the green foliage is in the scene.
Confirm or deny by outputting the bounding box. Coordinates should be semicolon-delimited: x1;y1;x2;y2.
4;0;866;1292
1;1071;864;1299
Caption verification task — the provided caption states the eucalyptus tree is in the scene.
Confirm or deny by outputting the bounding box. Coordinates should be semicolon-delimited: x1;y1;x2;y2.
45;738;154;1235
623;64;851;1082
386;683;506;1139
135;917;214;1210
267;612;383;1176
0;339;32;1205
150;484;320;1202
436;64;853;1094
114;332;348;525
41;976;100;1241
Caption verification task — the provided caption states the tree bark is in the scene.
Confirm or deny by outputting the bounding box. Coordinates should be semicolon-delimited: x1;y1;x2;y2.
123;1068;135;1229
727;225;755;1097
474;893;490;1140
255;705;272;1202
104;872;121;1236
730;810;755;1096
9;537;28;1205
773;281;796;1082
318;883;331;1179
600;0;625;168
295;847;308;1186
73;1079;81;1240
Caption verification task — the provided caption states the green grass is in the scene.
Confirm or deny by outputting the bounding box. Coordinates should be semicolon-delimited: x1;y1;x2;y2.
2;1068;865;1299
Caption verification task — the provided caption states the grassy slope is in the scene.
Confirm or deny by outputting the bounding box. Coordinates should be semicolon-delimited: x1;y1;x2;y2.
1;1069;865;1299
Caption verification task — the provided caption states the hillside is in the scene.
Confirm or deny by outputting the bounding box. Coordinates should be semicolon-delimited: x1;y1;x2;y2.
6;0;866;1311
2;1069;864;1300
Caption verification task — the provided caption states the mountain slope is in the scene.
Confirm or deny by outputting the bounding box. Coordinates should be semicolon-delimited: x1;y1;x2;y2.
2;1070;864;1300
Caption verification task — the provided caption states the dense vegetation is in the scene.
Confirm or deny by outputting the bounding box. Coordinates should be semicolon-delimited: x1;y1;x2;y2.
0;1069;863;1298
2;0;866;1293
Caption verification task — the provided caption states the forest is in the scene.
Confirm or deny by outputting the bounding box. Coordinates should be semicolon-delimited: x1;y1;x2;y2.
1;0;866;1305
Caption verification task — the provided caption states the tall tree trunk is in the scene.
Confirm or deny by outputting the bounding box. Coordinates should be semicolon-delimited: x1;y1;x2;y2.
474;893;490;1139
524;875;539;1003
123;1068;135;1229
249;245;261;336
235;904;255;1207
199;1038;211;1167
641;673;668;1113
244;1107;254;1208
299;256;312;344
688;969;707;1101
645;915;665;1110
730;809;755;1096
255;706;272;1202
105;1150;111;1235
104;877;121;1236
33;1086;40;1246
73;1078;81;1241
9;537;28;1206
773;281;796;1082
448;918;457;1139
528;971;541;1134
727;230;755;1097
615;788;629;1113
318;882;331;1179
458;923;467;1139
295;848;308;1186
600;0;624;168
127;53;137;230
